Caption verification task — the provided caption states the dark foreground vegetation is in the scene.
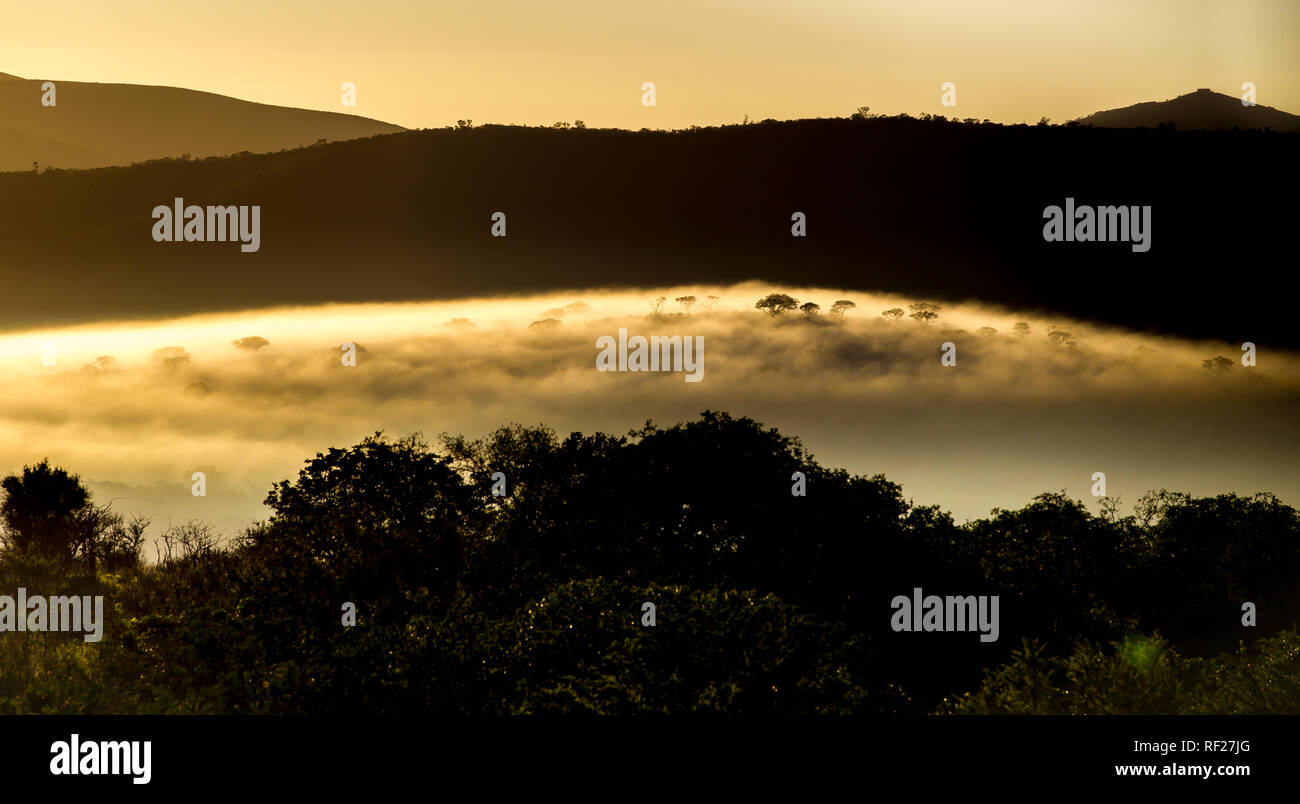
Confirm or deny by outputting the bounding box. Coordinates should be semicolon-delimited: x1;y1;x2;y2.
1;411;1297;714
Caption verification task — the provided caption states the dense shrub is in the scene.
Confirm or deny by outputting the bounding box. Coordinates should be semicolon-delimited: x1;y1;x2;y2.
1;412;1296;713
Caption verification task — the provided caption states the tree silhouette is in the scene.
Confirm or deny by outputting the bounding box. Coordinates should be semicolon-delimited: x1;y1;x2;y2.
1;459;90;560
676;295;697;315
800;302;821;318
908;302;941;325
155;520;221;564
74;502;149;574
756;293;799;317
249;432;474;620
829;300;856;317
1047;329;1077;348
232;336;270;351
881;308;904;322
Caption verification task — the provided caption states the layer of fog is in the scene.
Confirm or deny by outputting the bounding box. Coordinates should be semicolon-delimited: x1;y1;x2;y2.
0;281;1295;546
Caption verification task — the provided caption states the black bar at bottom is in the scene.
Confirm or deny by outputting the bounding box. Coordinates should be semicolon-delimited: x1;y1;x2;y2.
2;715;1286;792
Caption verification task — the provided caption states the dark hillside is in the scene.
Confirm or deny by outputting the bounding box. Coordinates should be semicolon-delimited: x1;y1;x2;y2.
1;117;1294;346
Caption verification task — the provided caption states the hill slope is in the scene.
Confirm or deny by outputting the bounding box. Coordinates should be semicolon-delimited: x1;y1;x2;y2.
0;72;405;171
0;118;1295;347
1074;88;1300;132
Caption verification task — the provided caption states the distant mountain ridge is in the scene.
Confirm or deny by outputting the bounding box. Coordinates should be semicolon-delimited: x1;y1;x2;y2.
0;72;405;172
1074;88;1300;132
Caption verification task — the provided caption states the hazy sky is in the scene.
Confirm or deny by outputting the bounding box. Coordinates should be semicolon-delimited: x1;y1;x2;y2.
4;0;1297;128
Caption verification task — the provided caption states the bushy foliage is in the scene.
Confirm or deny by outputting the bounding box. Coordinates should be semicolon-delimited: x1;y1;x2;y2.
1;412;1297;713
947;631;1300;715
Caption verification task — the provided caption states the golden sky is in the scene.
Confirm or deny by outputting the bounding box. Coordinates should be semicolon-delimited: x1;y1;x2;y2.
3;0;1297;129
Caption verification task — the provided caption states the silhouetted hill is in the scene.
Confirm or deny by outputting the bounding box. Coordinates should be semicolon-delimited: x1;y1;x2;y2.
0;72;405;171
0;117;1295;347
1075;88;1300;132
0;121;119;169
